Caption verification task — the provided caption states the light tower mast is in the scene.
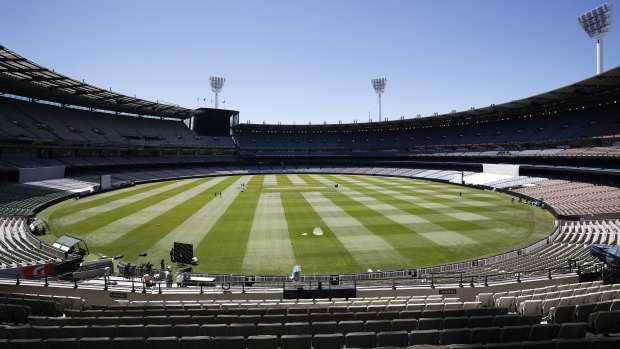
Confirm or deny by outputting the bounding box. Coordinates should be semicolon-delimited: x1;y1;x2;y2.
371;78;387;120
578;3;614;75
209;76;226;109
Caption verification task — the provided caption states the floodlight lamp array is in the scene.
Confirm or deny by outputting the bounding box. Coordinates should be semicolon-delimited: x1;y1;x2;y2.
579;3;614;39
371;78;387;95
209;76;226;93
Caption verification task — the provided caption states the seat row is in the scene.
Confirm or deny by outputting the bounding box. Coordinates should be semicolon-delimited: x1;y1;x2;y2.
0;298;61;318
0;322;594;348
0;293;85;311
548;300;620;323
25;314;543;333
66;306;506;319
1;335;619;349
8;315;548;339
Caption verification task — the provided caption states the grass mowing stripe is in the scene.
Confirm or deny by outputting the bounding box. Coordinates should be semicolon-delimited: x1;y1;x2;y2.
195;176;262;273
311;174;464;266
51;181;165;215
277;175;362;274
55;179;196;226
286;174;307;185
241;192;295;274
76;178;219;246
263;175;277;185
149;176;251;262
89;176;237;265
299;175;410;270
346;175;552;254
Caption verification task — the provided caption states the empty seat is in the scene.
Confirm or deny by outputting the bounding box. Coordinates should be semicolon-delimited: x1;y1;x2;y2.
439;328;470;345
418;317;443;330
146;324;175;337
390;318;417;331
492;314;519;328
178;336;213;349
45;338;79;349
409;329;440;345
312;333;344;349
344;332;377;349
376;330;408;347
203;324;229;337
246;335;279;349
117;324;146;337
469;326;501;344
548;305;576;324
519;300;542;315
311;321;338;335
145;337;179;349
229;323;257;338
78;337;113;349
283;322;310;335
556;322;587;339
212;336;246;349
280;334;311;349
468;316;493;328
364;320;391;333
338;320;364;334
112;337;145;349
499;325;532;343
443;316;468;329
528;324;559;340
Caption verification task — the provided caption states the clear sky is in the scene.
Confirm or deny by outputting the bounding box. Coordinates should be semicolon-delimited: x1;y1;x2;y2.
2;1;618;125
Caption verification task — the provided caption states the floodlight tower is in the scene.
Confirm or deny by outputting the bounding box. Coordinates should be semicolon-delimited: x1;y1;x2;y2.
578;3;614;75
371;78;387;120
209;76;226;109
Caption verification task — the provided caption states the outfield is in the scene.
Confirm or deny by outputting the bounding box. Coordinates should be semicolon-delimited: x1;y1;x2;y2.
39;174;555;275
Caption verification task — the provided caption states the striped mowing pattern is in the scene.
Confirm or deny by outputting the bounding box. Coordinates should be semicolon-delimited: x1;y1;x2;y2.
40;174;554;274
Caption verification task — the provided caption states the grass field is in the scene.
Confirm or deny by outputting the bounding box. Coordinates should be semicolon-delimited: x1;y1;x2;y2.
38;174;555;275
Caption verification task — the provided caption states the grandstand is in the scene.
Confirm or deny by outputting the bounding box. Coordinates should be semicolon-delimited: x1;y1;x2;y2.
1;41;620;347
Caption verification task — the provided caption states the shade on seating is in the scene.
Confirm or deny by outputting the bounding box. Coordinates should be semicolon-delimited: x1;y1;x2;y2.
212;336;246;349
409;329;440;345
78;337;113;349
439;328;470;345
312;333;344;349
280;334;311;349
146;337;179;349
178;336;213;349
344;331;377;349
247;335;279;349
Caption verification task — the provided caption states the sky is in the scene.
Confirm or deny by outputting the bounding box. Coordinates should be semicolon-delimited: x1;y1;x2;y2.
2;1;619;125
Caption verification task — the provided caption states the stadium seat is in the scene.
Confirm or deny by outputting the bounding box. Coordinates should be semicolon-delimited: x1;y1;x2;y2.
376;330;408;347
280;334;311;349
178;336;213;349
439;328;470;345
212;336;246;349
409;329;440;345
146;337;179;349
246;335;279;349
344;332;377;349
312;333;344;349
78;337;113;349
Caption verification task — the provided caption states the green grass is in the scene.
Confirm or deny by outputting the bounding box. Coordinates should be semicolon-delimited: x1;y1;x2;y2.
38;174;555;274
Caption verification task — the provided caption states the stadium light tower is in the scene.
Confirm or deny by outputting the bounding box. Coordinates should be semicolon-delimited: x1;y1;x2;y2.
578;3;614;75
371;78;387;120
209;76;226;109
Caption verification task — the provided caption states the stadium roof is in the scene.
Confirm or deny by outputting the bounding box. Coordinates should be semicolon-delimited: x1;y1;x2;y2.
0;45;199;119
236;65;620;131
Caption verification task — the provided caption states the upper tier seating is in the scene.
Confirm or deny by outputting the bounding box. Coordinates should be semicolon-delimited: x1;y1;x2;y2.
0;97;234;148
